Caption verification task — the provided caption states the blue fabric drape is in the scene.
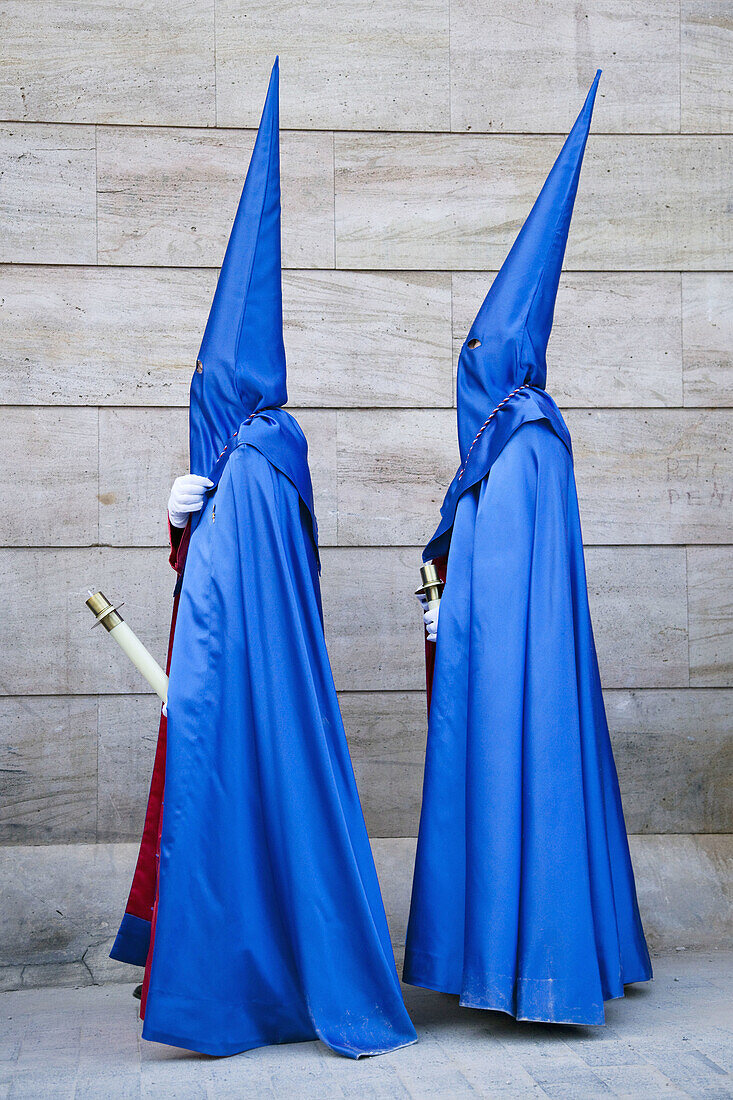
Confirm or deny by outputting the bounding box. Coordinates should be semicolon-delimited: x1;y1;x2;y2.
144;420;416;1056
405;420;652;1023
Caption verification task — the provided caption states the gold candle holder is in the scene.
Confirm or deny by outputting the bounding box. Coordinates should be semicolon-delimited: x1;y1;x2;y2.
416;560;444;610
85;590;168;703
86;590;124;631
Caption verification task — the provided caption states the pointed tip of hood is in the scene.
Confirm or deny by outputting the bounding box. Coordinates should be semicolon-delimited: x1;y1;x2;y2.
189;59;286;475
456;71;601;460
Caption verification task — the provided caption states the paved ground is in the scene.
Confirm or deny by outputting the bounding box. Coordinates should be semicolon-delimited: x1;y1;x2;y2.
1;951;731;1099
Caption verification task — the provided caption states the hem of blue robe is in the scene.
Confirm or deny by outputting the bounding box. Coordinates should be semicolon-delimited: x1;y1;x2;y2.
142;1011;417;1060
109;913;151;967
403;951;652;1027
142;1023;318;1058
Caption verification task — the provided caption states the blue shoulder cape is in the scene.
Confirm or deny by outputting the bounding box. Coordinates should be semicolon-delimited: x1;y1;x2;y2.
203;407;319;558
423;386;570;561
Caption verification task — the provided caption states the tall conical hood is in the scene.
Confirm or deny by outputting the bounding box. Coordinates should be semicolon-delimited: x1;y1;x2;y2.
456;71;600;462
189;58;286;477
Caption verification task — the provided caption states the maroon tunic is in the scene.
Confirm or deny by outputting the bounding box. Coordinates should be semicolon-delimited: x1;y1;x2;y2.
117;521;190;967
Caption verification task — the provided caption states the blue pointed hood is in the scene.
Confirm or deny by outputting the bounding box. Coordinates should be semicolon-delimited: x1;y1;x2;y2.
424;73;600;562
456;70;600;462
189;58;286;477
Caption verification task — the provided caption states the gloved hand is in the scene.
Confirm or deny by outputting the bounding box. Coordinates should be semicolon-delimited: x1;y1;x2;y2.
424;605;439;643
167;474;213;528
415;592;439;643
161;700;167;718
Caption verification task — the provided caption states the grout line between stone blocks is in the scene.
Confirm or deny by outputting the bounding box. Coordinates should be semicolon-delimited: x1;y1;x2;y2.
685;545;692;688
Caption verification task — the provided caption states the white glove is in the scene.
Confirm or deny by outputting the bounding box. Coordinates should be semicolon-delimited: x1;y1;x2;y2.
161;700;167;718
167;474;213;528
424;605;439;643
415;591;439;643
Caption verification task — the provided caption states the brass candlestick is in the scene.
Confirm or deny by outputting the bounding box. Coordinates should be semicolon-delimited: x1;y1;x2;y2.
85;590;168;703
416;560;444;610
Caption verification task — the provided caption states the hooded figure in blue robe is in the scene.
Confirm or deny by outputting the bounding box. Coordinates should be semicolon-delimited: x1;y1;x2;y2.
138;59;417;1058
403;72;652;1026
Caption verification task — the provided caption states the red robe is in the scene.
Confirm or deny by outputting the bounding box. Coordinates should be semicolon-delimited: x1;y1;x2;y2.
109;520;190;981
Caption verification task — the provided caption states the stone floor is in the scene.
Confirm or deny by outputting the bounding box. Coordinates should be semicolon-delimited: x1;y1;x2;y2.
1;951;731;1099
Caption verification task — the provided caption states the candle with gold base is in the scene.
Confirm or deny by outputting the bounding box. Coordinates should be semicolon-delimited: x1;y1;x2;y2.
85;590;168;703
416;560;444;610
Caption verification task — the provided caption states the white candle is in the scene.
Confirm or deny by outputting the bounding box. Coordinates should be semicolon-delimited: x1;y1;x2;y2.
86;591;168;703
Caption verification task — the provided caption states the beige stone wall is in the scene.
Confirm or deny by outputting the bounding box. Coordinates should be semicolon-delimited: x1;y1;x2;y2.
0;1;731;866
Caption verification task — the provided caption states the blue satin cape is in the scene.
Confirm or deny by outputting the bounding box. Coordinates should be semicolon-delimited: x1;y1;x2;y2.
404;413;652;1024
143;410;416;1056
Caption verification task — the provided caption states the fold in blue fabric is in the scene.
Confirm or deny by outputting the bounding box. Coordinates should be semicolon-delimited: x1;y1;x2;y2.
404;419;652;1023
143;413;417;1057
110;913;150;968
